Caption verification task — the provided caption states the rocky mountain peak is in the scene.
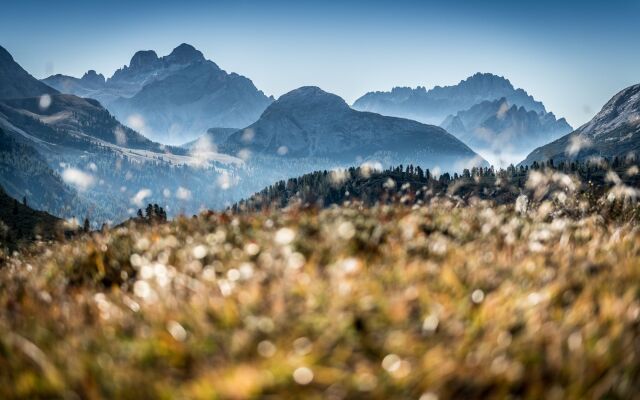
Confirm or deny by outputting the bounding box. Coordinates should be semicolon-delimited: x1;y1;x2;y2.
129;50;160;70
453;73;515;95
353;72;547;125
520;83;640;166
165;43;205;65
81;70;105;86
260;86;350;120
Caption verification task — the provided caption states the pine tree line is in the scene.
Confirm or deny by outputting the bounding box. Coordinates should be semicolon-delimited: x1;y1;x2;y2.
234;157;640;212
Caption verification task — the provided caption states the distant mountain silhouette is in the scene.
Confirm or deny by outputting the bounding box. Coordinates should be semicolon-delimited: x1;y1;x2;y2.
43;70;106;99
441;97;572;153
521;83;640;165
352;73;546;125
221;86;486;171
43;43;273;144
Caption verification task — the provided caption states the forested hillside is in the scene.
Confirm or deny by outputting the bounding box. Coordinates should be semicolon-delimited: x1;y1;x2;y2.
235;157;640;213
0;128;81;216
0;186;65;251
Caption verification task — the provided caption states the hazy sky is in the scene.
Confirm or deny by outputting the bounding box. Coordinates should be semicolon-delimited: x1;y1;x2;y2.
2;0;639;128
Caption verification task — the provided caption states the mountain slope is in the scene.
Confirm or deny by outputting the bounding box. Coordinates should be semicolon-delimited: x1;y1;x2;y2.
521;83;640;165
110;59;271;144
221;86;485;170
0;94;176;153
43;44;273;144
0;93;238;223
353;73;546;125
0;46;244;224
0;43;171;154
0;127;80;217
441;97;572;154
0;45;58;99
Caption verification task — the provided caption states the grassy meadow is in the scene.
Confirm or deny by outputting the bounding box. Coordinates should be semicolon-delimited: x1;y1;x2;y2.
2;169;640;399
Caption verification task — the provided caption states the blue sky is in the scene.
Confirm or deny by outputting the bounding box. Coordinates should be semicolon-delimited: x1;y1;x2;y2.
1;0;639;128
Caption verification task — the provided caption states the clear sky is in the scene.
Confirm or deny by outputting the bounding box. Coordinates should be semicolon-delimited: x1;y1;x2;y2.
1;0;639;128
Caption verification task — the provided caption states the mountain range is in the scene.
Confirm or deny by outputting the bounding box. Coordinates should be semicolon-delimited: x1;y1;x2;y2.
43;44;273;144
220;86;486;171
352;73;546;125
441;97;572;155
0;44;242;224
522;83;640;165
3;41;640;226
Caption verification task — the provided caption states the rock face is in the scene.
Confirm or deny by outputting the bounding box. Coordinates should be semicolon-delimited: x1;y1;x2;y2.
441;97;572;154
109;60;272;144
352;73;546;125
162;43;205;65
0;45;59;99
124;50;161;72
221;86;486;171
42;44;273;144
521;84;640;166
80;70;106;87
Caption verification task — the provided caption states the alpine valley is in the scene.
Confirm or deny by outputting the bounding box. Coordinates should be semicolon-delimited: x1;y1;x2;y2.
4;3;640;399
5;37;640;231
1;44;489;227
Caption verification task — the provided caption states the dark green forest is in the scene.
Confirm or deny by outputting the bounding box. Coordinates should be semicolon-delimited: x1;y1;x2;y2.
235;157;640;215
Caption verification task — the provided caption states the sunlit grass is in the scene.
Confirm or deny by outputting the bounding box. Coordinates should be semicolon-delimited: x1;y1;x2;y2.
2;186;640;398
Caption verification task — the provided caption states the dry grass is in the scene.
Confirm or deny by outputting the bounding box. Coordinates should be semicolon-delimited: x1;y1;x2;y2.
2;174;640;399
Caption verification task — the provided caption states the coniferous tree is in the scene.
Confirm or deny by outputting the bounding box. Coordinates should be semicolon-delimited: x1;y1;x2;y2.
145;204;153;219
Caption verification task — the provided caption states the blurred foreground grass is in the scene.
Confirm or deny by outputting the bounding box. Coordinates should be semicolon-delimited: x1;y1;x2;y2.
2;184;640;398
